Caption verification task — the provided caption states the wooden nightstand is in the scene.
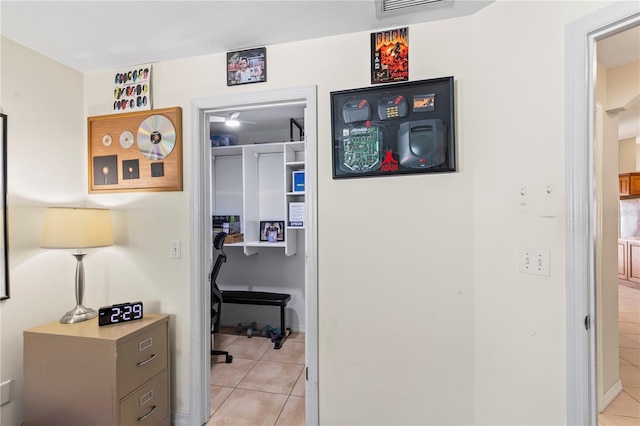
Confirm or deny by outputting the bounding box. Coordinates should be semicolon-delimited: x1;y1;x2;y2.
24;313;170;425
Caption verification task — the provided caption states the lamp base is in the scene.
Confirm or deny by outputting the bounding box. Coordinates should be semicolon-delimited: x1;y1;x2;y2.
60;304;97;324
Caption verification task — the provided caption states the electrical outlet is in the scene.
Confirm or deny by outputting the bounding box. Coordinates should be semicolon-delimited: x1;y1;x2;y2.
1;380;12;406
170;240;181;259
519;248;550;276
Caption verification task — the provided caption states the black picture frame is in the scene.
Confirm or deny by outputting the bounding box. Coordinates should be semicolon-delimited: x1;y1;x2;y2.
259;221;285;242
227;47;267;86
331;76;456;179
0;114;8;300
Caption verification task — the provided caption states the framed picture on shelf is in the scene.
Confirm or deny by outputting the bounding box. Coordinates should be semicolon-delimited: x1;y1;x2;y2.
330;76;455;179
259;221;285;242
227;47;267;86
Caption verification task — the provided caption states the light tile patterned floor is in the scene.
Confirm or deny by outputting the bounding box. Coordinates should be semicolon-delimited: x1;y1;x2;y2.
599;282;640;425
207;327;305;426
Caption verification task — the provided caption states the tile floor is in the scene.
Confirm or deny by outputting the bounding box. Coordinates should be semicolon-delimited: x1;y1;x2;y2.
207;327;306;426
598;282;640;425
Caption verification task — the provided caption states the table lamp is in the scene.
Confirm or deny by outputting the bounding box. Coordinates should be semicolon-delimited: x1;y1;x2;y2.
40;207;113;324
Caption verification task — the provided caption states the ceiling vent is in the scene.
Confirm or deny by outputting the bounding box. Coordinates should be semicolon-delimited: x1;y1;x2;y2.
377;0;453;17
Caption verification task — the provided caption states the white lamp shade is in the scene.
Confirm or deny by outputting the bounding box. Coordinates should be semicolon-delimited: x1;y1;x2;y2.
40;207;113;249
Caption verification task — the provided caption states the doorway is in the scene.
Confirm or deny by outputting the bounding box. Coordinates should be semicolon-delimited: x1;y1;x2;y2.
189;86;318;425
565;3;640;424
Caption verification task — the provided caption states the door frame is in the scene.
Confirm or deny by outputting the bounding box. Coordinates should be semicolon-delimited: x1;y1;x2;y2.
565;2;639;424
189;85;319;425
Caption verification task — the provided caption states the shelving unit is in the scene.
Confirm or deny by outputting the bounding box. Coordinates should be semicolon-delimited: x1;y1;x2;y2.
212;140;305;257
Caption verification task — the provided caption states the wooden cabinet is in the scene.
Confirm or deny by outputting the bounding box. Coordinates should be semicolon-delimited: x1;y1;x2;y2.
618;239;640;284
619;173;640;198
628;241;640;283
212;141;305;256
24;314;170;425
619;240;628;280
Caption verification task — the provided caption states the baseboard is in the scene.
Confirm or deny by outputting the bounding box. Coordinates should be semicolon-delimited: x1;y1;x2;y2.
172;411;191;426
619;278;640;290
599;379;623;412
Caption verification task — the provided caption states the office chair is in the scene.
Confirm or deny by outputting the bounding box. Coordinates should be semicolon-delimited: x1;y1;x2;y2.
210;231;233;363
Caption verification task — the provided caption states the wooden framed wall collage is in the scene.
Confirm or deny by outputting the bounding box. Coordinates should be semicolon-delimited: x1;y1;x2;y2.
87;106;182;193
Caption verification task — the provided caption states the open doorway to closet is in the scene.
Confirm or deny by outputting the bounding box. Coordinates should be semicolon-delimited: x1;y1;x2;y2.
189;86;318;426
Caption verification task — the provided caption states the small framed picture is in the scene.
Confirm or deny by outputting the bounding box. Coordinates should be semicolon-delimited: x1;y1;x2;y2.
259;221;285;242
227;47;267;86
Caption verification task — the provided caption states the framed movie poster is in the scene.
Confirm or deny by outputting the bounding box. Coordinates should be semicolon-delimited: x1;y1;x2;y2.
331;77;455;179
371;27;408;84
227;48;267;86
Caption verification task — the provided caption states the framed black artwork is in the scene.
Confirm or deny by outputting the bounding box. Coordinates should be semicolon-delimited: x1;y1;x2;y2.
331;76;456;179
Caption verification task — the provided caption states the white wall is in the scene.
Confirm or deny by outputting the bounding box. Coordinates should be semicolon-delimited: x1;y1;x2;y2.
1;1;618;424
472;1;612;424
619;136;637;173
0;36;92;425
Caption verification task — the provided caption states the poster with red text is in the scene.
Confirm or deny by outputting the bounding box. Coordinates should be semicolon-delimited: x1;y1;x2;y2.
371;27;408;84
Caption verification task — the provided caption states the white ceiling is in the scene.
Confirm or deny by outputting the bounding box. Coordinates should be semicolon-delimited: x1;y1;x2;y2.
1;1;637;73
0;0;492;73
1;1;637;139
597;25;640;68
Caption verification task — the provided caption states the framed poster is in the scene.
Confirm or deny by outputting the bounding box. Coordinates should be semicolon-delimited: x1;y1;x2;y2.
371;27;408;84
112;64;151;113
87;107;182;193
227;47;267;86
0;114;8;300
331;77;455;179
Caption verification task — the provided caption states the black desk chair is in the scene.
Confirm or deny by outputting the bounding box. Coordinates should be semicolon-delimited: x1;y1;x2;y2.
211;232;233;363
211;232;293;350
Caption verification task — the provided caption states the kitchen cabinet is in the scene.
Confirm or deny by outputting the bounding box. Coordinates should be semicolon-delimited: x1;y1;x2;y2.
24;314;170;425
619;173;640;198
619;240;628;280
628;240;640;283
619;239;640;283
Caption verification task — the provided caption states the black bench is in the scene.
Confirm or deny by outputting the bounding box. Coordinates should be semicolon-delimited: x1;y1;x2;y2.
221;290;292;349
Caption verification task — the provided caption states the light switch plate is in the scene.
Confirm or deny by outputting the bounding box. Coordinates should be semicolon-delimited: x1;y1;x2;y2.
519;248;550;276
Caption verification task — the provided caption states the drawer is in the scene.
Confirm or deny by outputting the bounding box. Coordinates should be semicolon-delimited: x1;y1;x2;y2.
117;322;168;398
119;370;169;425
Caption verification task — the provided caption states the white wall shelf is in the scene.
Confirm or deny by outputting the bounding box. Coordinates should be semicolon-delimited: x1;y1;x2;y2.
212;141;305;257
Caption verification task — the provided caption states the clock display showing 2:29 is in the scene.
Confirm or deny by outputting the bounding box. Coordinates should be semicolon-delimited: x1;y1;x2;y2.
98;301;144;326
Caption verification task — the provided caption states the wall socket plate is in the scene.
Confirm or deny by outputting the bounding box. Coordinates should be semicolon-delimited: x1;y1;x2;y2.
519;248;550;276
1;380;12;406
170;240;181;259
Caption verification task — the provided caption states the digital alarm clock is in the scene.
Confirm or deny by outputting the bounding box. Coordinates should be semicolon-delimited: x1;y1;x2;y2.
98;301;143;326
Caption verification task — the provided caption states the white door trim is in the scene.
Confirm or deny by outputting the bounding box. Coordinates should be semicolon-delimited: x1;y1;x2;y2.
189;85;319;426
565;2;640;424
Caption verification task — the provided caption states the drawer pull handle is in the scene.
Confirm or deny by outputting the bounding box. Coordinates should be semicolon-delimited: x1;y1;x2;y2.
137;405;157;422
137;353;157;366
